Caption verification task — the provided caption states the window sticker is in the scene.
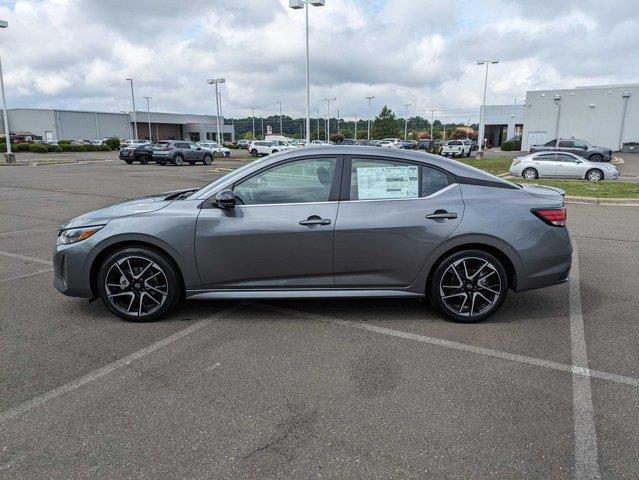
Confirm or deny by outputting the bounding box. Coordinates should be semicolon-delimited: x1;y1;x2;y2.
356;165;418;199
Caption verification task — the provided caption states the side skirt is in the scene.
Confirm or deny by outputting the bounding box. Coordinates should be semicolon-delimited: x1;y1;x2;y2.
186;289;424;300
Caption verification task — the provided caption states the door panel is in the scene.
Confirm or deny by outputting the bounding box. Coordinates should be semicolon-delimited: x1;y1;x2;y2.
532;154;557;177
195;203;337;288
334;185;464;287
555;154;583;178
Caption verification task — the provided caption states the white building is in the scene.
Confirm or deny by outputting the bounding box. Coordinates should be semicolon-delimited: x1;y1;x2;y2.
479;104;525;148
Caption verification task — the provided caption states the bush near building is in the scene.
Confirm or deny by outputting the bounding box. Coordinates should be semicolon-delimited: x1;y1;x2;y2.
46;144;63;152
58;139;72;145
105;137;120;150
28;144;49;153
501;139;522;151
14;143;31;152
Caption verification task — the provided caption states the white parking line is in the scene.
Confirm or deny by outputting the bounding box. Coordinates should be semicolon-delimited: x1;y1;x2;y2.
0;250;52;266
0;303;243;424
0;268;53;284
569;240;601;479
0;225;58;238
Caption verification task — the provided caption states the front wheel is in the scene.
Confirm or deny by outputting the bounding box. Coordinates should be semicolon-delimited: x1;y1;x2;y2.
429;250;508;323
139;155;149;165
124;159;133;165
98;247;181;322
586;169;603;182
251;149;259;157
203;154;213;165
173;154;184;166
522;168;538;180
589;154;603;162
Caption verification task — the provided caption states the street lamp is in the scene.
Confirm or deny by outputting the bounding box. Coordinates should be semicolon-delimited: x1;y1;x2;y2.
125;77;138;140
207;78;225;153
276;101;282;134
427;108;437;140
289;0;325;145
315;107;320;140
403;103;411;141
477;59;499;155
323;97;336;142
553;94;561;139
142;96;152;141
0;19;13;163
250;107;256;139
366;95;375;139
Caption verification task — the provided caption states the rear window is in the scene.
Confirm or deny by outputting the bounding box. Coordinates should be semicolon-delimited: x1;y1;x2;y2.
448;141;462;145
155;142;170;147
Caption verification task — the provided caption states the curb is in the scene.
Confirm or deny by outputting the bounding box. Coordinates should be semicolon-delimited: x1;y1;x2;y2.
564;196;639;206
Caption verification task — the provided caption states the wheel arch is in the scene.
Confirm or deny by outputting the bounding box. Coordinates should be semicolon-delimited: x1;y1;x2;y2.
89;238;185;299
584;167;603;180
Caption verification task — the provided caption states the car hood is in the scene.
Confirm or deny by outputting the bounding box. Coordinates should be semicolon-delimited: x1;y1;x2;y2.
61;188;196;230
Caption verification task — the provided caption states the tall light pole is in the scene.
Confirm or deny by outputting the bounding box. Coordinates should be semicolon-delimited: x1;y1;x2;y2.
427;108;437;140
289;0;325;146
207;78;225;154
323;97;335;142
250;107;256;139
315;107;320;140
403;103;411;141
0;19;12;162
336;108;340;133
477;59;499;156
366;95;375;139
276;101;282;134
142;96;152;141
354;114;357;140
125;77;138;140
553;94;561;139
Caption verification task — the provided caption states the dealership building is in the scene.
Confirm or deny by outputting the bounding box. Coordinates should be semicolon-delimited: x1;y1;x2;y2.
0;108;235;143
481;83;638;151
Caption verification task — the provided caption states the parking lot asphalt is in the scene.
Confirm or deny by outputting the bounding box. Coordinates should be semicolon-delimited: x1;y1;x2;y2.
1;161;638;479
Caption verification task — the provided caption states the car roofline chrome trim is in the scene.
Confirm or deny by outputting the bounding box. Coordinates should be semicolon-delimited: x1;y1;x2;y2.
185;289;424;300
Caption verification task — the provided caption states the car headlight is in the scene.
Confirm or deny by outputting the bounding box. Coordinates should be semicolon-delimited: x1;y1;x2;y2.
57;226;103;245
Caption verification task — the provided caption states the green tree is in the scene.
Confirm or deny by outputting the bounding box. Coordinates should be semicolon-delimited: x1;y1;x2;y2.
241;131;254;140
371;106;401;139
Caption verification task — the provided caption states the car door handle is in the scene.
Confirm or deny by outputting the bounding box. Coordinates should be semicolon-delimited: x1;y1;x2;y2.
425;210;458;221
299;216;332;227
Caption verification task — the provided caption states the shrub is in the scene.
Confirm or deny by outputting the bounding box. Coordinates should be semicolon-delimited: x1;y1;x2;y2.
69;144;87;152
98;144;111;151
105;137;121;150
57;139;72;145
330;133;344;143
501;139;522;151
29;144;49;153
46;144;63;153
14;143;31;152
59;143;71;151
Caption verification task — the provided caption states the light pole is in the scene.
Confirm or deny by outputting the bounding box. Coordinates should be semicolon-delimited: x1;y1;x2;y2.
315;107;320;140
250;107;256;139
0;19;10;163
553;94;561;139
142;96;152;141
477;59;499;156
207;78;225;154
403;103;411;141
276;101;282;134
354;114;357;140
125;77;138;140
289;0;325;145
366;95;375;139
336;108;340;134
427;108;437;140
323;97;335;142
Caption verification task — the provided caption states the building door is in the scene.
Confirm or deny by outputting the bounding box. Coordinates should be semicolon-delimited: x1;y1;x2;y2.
189;132;200;142
44;131;54;142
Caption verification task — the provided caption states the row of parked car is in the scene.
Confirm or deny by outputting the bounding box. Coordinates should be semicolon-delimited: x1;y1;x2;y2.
118;140;231;166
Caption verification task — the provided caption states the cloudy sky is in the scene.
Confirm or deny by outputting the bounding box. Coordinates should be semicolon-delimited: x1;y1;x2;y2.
0;0;636;122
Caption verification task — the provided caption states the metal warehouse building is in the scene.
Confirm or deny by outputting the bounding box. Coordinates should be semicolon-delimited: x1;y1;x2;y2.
479;104;524;148
0;108;235;143
521;83;637;151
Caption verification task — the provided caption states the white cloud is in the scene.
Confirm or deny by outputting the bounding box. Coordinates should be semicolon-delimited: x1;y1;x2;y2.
0;0;636;122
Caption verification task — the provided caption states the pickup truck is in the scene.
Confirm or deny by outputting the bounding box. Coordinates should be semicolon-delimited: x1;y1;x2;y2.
529;138;612;162
440;140;471;158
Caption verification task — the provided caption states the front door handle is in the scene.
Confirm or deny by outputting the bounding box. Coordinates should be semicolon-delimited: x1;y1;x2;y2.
425;210;458;221
299;215;332;227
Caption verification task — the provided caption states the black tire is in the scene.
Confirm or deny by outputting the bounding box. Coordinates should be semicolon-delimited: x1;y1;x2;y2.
589;154;603;162
251;149;259;157
522;167;538;180
429;250;508;323
97;247;181;322
586;168;603;182
139;155;149;165
203;154;213;165
173;154;184;166
124;159;133;165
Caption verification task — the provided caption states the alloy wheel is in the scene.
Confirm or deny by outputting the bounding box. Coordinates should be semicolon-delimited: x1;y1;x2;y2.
104;256;168;318
523;168;537;180
438;256;503;319
587;169;602;181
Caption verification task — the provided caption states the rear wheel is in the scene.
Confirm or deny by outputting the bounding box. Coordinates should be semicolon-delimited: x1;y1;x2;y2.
251;149;259;157
203;154;213;165
522;168;538;180
589;154;603;162
429;250;508;323
173;154;184;166
139;155;149;165
97;247;181;322
586;168;603;182
124;159;133;165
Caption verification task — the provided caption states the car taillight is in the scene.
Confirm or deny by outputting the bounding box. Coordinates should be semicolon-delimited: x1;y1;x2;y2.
532;208;567;227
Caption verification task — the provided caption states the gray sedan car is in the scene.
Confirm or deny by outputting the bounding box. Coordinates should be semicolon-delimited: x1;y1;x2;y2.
510;151;620;181
54;146;572;323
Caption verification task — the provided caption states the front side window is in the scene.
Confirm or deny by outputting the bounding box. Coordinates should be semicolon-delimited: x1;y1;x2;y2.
234;157;337;205
534;154;556;162
350;159;449;200
558;140;573;148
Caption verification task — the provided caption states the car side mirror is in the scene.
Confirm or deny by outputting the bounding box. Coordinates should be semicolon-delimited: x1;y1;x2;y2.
582;146;588;150
213;189;235;209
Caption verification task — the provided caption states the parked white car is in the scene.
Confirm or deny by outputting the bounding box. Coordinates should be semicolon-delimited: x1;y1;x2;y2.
196;142;231;157
121;139;151;148
509;151;620;181
310;140;331;146
380;138;402;148
440;140;471;158
249;140;296;157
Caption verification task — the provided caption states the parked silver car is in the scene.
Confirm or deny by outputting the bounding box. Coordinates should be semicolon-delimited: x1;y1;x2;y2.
54;146;572;323
509;151;620;181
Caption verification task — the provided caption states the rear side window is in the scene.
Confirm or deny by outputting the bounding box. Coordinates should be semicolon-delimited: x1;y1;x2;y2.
534;154;556;162
558;140;573;148
350;159;449;200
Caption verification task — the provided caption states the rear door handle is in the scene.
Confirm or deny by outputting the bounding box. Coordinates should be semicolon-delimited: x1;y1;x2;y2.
299;215;332;227
426;210;458;221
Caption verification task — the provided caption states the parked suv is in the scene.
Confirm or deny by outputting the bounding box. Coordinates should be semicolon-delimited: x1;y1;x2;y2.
119;143;155;164
529;138;612;162
441;140;471;158
249;140;295;157
152;141;214;166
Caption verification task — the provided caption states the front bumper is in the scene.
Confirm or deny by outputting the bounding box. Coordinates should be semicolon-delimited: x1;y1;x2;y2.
53;240;95;298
